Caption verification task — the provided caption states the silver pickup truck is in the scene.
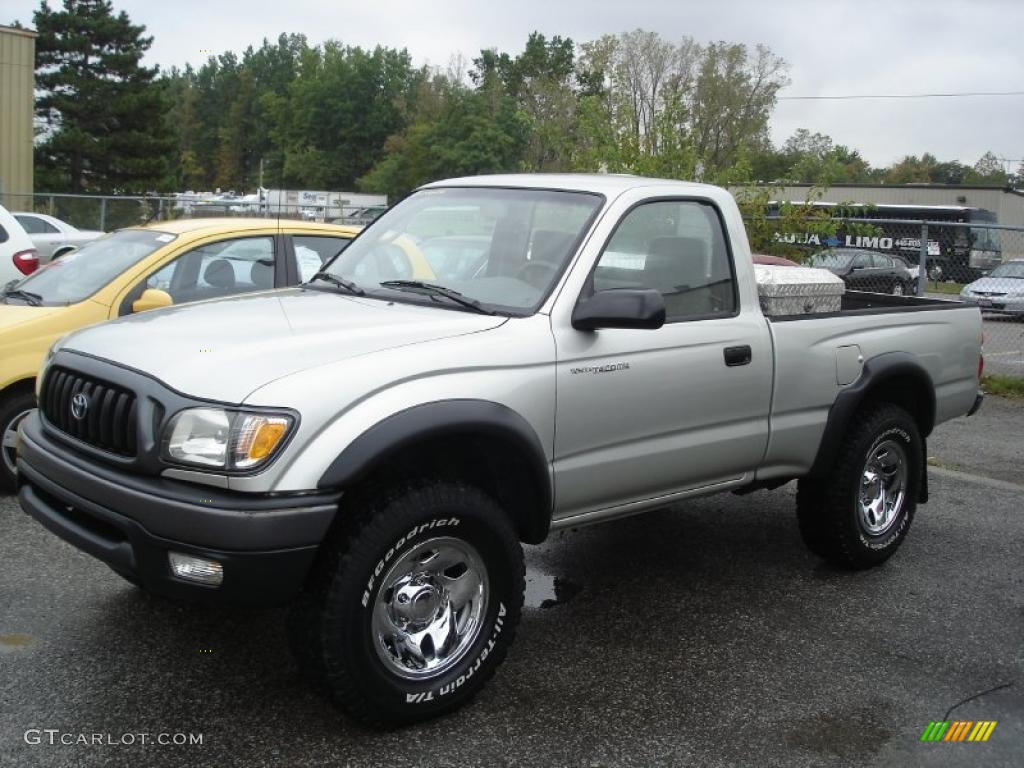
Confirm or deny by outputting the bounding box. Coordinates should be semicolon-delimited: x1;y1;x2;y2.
16;174;984;726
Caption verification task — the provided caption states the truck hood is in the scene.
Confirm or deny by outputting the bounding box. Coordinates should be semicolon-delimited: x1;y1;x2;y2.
61;288;507;403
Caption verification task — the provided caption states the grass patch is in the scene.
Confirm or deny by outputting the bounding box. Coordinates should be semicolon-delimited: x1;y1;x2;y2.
927;281;966;295
981;374;1024;400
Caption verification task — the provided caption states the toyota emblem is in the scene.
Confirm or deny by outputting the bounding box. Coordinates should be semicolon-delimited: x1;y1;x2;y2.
70;393;89;421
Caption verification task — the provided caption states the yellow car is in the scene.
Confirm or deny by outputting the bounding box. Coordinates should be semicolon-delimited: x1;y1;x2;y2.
0;217;367;490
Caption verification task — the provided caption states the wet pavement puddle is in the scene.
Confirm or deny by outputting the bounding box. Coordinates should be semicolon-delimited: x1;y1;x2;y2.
524;570;582;609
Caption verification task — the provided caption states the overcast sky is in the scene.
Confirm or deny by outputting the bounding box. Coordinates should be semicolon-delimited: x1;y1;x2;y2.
8;0;1023;170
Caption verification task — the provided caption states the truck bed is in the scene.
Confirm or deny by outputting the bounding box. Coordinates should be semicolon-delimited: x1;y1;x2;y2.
769;290;969;320
757;292;982;483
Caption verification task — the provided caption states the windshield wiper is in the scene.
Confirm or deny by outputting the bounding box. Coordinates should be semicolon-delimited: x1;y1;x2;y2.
2;287;43;306
379;280;496;315
309;271;364;296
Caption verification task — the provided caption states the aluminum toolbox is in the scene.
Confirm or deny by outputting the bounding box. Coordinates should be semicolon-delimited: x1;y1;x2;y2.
754;264;845;316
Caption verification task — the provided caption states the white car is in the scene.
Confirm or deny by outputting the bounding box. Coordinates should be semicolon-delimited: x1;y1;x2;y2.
12;211;102;264
960;259;1024;316
0;204;38;285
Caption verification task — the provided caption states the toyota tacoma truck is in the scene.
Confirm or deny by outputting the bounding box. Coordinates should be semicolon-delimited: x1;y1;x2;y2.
16;174;984;726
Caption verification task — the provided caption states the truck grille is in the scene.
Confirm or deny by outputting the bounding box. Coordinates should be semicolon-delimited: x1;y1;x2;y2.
41;367;138;457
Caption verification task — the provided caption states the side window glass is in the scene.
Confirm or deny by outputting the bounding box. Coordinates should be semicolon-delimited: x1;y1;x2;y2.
17;216;55;234
852;253;871;268
293;235;352;282
871;254;889;268
133;236;275;310
591;200;736;321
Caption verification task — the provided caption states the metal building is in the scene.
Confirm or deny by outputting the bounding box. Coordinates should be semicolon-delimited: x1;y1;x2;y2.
0;25;36;208
750;183;1024;227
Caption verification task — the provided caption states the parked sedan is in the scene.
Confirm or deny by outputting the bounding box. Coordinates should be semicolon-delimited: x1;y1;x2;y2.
809;248;915;295
960;259;1024;317
0;218;361;491
12;212;103;264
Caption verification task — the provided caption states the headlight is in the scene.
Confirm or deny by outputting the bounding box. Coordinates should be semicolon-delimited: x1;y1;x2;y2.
163;408;293;471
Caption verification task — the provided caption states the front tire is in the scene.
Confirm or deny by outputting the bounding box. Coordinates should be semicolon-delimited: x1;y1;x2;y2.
288;479;524;727
796;403;922;569
0;392;35;493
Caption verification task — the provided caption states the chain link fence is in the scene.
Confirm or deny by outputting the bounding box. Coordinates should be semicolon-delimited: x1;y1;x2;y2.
750;216;1024;381
2;192;385;232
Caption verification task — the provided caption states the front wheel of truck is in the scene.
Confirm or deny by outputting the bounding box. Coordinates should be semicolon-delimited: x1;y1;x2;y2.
796;403;922;569
287;479;525;727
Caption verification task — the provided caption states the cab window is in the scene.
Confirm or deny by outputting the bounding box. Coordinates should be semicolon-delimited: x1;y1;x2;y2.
590;200;736;321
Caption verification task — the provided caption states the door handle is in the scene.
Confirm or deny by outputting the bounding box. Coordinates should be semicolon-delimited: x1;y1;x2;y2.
724;345;752;367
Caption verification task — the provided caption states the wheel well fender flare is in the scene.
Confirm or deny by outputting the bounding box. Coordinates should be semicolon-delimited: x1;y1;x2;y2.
808;352;935;480
316;399;553;542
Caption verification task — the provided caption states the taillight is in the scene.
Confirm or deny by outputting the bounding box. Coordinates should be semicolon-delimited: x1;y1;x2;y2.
12;249;39;275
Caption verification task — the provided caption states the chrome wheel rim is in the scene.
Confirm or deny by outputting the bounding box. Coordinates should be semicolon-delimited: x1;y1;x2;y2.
371;536;488;680
858;439;907;535
1;407;31;478
892;283;904;295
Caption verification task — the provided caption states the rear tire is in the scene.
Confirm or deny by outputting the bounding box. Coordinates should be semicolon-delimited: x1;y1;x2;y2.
0;392;35;493
288;479;524;727
796;403;922;569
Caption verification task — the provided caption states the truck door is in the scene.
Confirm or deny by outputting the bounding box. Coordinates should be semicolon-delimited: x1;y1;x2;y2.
551;199;773;520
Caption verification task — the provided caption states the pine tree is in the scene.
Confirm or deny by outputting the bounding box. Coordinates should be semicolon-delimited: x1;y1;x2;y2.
33;0;174;193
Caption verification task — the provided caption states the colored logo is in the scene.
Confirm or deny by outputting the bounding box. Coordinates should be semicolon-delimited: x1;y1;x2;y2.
70;393;89;421
920;721;997;742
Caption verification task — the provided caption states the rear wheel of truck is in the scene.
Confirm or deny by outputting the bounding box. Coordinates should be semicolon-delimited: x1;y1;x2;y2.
0;391;35;493
796;403;922;569
287;479;525;727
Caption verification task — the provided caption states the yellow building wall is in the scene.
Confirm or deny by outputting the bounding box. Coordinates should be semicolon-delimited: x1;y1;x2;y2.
0;26;36;207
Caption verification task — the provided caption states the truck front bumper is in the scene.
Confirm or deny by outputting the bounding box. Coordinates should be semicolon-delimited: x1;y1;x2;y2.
16;412;339;605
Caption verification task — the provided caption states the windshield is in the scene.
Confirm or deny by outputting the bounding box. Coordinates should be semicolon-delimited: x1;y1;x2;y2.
988;261;1024;279
322;187;603;314
971;227;1001;252
810;250;855;268
12;229;174;306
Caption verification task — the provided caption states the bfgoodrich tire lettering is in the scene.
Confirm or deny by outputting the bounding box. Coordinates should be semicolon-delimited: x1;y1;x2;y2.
288;480;524;726
796;403;922;569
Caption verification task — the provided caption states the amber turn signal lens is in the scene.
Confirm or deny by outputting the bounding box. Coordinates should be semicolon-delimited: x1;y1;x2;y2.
249;422;287;460
231;414;292;469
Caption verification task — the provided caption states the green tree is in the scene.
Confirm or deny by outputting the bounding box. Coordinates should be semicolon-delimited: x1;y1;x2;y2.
964;151;1009;185
359;73;527;199
32;0;174;193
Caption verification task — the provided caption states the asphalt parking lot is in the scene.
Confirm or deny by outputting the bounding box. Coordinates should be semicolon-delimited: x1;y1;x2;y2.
1;401;1021;767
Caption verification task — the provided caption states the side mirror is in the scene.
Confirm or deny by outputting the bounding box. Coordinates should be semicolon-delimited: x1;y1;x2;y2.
572;288;666;331
132;288;173;313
